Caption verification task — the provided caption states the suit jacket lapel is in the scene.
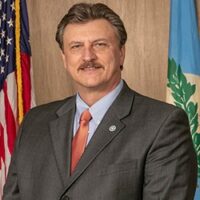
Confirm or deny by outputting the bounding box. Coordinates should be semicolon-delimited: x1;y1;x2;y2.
49;96;76;185
61;82;135;192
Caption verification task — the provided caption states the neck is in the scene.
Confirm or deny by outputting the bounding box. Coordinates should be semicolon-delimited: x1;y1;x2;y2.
76;81;121;106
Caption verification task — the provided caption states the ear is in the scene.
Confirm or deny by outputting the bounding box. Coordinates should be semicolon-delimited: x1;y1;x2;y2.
119;45;125;66
60;50;68;70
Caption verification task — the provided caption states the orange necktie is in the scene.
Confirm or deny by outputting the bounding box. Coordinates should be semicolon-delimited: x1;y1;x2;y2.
71;109;92;173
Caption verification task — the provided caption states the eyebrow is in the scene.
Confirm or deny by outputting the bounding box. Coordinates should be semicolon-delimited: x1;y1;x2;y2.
92;38;109;43
68;41;83;46
68;38;109;45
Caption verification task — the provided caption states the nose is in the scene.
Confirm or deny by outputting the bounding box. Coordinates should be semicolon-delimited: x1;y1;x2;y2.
82;46;97;62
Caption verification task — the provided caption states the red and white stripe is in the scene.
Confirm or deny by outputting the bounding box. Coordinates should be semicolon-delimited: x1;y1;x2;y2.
0;72;18;196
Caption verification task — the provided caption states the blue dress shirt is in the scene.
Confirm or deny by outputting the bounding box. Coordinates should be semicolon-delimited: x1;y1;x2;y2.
73;80;123;144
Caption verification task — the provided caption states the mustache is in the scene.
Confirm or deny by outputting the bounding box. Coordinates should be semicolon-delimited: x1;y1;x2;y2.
79;61;103;70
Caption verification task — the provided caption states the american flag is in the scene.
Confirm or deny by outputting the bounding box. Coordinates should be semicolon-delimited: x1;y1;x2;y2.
0;0;34;197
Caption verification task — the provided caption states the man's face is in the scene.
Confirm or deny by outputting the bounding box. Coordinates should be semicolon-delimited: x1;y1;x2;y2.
61;19;125;94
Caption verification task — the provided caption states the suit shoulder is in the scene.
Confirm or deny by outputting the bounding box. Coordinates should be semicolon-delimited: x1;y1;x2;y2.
122;82;179;113
23;95;75;121
133;90;186;116
118;82;187;119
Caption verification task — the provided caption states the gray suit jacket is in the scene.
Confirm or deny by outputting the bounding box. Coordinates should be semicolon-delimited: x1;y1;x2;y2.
3;82;197;200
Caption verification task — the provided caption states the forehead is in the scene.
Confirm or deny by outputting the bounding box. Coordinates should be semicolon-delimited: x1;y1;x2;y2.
63;19;119;42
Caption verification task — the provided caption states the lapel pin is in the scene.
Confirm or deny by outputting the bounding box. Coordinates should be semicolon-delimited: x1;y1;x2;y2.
109;125;117;132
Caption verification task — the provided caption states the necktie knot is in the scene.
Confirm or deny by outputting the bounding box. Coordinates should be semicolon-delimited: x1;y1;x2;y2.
80;109;92;123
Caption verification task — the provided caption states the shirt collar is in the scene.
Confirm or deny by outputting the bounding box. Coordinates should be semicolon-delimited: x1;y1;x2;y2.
76;80;123;125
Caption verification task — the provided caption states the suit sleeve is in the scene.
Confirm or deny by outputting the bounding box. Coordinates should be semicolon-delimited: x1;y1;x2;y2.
143;108;197;199
2;124;23;200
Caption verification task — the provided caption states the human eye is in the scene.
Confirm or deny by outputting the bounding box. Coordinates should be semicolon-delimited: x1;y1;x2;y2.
69;43;83;52
93;41;109;50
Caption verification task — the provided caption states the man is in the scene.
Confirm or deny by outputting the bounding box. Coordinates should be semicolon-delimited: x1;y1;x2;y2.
3;3;197;200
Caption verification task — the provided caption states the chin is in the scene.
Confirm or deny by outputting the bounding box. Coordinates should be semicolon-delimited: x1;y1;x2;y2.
80;79;101;86
78;81;103;90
